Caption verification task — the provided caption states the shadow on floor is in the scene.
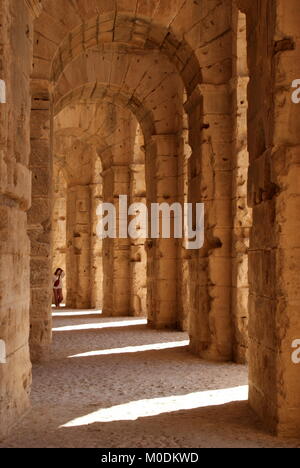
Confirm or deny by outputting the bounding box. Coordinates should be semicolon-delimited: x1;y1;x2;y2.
2;315;297;448
2;399;295;448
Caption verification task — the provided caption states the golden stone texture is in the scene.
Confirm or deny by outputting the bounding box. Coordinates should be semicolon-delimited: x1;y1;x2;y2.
0;0;299;440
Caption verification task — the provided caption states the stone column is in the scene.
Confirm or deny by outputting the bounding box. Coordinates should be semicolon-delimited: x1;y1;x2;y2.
230;9;252;364
27;80;53;362
90;181;103;310
129;163;147;317
147;135;179;329
242;0;300;436
66;185;91;309
102;165;131;316
186;81;234;362
184;89;211;357
0;0;35;437
177;103;192;332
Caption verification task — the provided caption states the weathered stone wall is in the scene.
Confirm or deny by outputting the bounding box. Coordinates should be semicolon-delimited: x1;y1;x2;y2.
28;80;53;362
231;9;251;363
0;0;33;438
177;93;192;332
239;0;300;436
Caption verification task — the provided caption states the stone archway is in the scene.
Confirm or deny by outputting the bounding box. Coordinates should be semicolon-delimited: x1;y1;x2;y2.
29;5;237;364
53;99;148;317
3;0;300;440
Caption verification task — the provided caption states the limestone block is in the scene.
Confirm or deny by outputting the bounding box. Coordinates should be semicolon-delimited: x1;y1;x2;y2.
30;110;50;140
231;256;249;288
250;200;277;249
195;32;232;71
30;318;52;348
28;198;51;225
0;344;31;439
155;259;177;281
156;177;178;198
152;135;178;156
206;199;232;228
209;257;232;287
277;248;300;300
248;249;276;297
200;84;232;115
113;292;130;313
30;258;51;288
202;58;233;85
155;239;178;259
232;286;249;319
248;151;278;207
208;227;232;257
154;300;177;326
31;166;52;198
0;155;32;210
155;155;178;178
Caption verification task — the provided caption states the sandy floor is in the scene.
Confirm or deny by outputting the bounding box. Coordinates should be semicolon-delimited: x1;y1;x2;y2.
1;311;299;448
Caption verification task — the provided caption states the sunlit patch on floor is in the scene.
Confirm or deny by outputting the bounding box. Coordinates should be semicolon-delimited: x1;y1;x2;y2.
52;310;103;317
61;386;249;427
52;318;148;332
68;340;190;358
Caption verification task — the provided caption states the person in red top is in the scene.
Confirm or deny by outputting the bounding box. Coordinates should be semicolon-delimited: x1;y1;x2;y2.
53;268;65;308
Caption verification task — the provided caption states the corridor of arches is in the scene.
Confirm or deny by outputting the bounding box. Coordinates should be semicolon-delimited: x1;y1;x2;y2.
0;0;300;446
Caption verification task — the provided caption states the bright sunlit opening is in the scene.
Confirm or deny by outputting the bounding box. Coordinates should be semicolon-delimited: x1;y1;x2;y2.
61;386;249;427
52;318;148;332
68;340;190;358
52;310;103;317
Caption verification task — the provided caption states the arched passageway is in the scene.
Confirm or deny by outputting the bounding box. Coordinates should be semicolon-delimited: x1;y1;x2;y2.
53;99;148;316
1;0;300;444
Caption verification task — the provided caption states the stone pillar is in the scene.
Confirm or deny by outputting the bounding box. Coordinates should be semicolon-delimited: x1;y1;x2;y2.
147;135;178;329
102;165;131;316
177;103;192;332
90;180;103;310
66;185;91;309
184;89;211;357
27;80;52;362
231;9;251;363
186;81;234;362
129;163;147;317
241;0;300;436
0;0;34;437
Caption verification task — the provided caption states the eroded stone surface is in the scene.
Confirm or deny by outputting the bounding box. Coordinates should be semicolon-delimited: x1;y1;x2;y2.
0;0;300;441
